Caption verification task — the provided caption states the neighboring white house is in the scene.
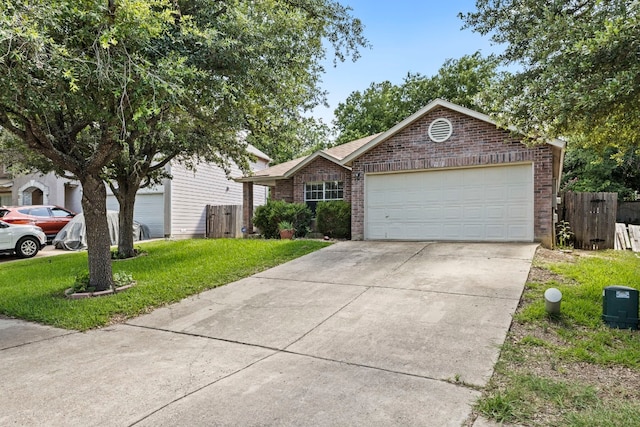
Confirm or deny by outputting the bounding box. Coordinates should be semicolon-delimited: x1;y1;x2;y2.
1;145;270;239
6;172;83;213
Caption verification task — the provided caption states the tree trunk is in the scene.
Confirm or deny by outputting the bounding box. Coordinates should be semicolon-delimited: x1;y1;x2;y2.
80;175;113;292
117;185;138;258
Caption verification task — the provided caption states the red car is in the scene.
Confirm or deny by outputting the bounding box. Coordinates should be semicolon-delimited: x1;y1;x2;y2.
0;205;76;239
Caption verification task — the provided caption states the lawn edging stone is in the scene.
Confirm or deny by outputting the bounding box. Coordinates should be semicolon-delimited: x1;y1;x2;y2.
64;283;135;300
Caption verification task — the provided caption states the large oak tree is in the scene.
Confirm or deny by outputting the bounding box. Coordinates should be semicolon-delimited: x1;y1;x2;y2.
333;52;498;143
0;0;366;290
461;0;640;150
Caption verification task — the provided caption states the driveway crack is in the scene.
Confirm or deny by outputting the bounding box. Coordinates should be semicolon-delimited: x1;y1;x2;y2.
128;349;277;426
282;286;371;351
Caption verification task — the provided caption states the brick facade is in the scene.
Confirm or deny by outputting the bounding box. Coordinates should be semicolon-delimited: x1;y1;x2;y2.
272;157;351;205
292;157;351;204
350;107;556;246
272;178;294;202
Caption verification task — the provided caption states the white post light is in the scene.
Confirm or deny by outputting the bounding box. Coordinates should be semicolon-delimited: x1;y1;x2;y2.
544;288;562;315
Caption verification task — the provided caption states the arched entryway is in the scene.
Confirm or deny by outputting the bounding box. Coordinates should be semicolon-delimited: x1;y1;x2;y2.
18;180;49;205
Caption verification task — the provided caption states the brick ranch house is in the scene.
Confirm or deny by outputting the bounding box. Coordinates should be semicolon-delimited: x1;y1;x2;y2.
238;99;566;247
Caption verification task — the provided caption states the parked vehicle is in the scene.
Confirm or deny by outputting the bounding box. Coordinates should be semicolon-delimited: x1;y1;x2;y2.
0;220;47;258
53;211;150;251
0;205;76;239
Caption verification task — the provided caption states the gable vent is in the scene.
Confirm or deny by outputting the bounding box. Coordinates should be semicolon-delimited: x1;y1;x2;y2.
428;118;453;142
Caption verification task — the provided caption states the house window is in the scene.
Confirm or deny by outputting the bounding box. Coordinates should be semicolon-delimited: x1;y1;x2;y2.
305;181;344;213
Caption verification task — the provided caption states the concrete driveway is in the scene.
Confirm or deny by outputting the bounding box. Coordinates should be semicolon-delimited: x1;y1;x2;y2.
0;241;536;426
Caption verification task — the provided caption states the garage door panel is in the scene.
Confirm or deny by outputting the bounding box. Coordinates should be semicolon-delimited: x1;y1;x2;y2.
463;206;483;220
486;225;507;239
486;206;506;219
405;208;426;221
507;187;529;200
423;207;443;219
367;208;388;222
444;206;462;220
485;186;506;201
107;193;164;238
442;224;463;239
365;164;533;242
463;186;485;201
421;188;444;202
508;225;530;240
507;205;529;219
460;224;485;239
443;189;463;202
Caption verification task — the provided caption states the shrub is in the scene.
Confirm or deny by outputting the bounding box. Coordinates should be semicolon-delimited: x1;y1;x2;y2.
316;200;351;239
253;200;312;238
71;270;135;292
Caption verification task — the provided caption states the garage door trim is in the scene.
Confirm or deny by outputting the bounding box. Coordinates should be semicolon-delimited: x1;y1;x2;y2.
364;163;534;242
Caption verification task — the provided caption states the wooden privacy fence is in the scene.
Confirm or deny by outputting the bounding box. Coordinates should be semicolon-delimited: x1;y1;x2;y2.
617;200;640;225
561;192;617;250
206;205;242;238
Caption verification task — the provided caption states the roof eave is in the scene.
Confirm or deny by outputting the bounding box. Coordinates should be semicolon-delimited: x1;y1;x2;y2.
232;176;280;186
283;151;350;179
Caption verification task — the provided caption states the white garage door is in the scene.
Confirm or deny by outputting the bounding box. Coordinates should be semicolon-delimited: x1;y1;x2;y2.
106;193;165;238
365;164;534;242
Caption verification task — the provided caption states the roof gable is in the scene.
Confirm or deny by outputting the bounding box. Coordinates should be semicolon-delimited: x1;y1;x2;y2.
341;98;565;165
236;133;380;183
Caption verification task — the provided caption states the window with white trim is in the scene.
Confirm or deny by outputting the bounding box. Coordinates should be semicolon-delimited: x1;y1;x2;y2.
305;181;344;213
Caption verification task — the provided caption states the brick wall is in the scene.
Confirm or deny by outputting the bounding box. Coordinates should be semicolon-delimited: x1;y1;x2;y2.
350;106;556;246
272;178;294;202
291;157;351;204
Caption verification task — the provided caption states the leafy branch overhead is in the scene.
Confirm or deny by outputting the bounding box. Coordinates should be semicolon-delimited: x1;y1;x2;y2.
461;0;640;149
0;0;367;289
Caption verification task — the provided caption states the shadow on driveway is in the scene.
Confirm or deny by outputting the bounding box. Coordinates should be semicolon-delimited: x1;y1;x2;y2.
0;241;537;427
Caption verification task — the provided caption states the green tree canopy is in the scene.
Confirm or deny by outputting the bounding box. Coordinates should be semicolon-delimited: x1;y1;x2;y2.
562;142;640;201
461;0;640;150
333;52;498;143
0;0;366;289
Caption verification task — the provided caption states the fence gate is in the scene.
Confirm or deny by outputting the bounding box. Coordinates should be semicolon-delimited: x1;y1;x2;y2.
206;205;242;238
561;192;617;250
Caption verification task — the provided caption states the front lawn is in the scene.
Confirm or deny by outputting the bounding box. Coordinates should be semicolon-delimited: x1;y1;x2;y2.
474;249;640;426
0;239;331;331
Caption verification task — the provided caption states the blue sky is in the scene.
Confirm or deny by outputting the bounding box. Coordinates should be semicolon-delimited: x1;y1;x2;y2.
313;0;502;124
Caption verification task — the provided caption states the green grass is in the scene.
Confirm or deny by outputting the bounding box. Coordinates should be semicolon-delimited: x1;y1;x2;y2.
476;249;640;426
476;373;599;424
0;239;331;330
524;252;640;326
515;251;640;367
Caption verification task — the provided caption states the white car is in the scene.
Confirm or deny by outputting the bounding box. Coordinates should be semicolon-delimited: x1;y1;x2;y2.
0;220;47;258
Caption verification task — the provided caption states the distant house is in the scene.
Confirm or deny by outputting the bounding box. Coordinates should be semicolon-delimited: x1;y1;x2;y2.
1;145;270;239
238;99;566;247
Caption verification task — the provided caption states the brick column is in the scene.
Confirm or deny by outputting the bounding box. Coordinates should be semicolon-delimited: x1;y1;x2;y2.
243;182;254;235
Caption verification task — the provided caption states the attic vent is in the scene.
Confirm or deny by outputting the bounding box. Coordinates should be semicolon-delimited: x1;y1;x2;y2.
428;118;453;142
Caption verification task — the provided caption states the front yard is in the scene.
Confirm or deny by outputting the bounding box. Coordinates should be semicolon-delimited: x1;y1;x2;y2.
475;248;640;426
0;239;330;331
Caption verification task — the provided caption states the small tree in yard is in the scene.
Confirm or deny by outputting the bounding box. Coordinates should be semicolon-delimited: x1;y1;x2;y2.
0;1;366;288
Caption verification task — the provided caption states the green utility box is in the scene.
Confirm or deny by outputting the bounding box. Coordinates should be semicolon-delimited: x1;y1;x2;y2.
602;286;639;330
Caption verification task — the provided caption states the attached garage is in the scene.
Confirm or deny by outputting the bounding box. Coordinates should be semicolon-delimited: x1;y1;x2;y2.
365;164;534;242
342;99;565;246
